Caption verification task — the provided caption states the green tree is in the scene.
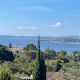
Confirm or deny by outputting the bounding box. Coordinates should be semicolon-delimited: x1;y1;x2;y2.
25;43;37;51
0;45;14;62
26;50;36;61
57;50;69;63
0;63;12;80
33;34;46;80
58;50;67;57
72;51;80;61
44;48;56;59
0;44;6;51
55;60;62;72
8;43;12;48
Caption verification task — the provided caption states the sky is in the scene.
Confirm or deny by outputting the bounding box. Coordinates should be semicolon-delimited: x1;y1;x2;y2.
0;0;80;36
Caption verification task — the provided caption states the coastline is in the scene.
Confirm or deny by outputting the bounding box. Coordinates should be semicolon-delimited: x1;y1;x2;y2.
48;40;80;45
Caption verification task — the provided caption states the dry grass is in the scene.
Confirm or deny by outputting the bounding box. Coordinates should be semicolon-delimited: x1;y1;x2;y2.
47;71;64;80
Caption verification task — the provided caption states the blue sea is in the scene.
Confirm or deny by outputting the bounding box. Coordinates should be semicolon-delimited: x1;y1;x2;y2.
0;37;80;52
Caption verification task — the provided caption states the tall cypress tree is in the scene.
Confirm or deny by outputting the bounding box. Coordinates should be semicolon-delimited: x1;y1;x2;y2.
40;54;46;80
33;34;46;80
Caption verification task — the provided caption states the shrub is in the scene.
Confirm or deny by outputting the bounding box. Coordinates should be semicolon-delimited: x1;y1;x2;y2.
0;63;13;80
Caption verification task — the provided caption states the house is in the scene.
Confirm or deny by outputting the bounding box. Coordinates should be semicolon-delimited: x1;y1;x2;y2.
15;75;33;80
9;47;24;54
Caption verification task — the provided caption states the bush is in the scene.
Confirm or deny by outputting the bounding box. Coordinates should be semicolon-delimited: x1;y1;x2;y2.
0;63;13;80
44;48;56;59
0;48;14;62
24;44;37;51
46;65;56;72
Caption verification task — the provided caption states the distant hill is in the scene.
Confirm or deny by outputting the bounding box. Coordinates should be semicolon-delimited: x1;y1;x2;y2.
0;35;80;43
48;35;80;43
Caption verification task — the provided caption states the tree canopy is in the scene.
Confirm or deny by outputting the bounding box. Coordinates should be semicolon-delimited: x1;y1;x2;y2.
24;43;37;51
0;45;14;62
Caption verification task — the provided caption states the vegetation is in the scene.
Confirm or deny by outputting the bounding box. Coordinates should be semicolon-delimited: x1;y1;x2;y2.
0;37;80;80
24;43;37;51
44;48;56;59
33;34;46;80
0;62;13;80
8;43;12;48
0;45;14;62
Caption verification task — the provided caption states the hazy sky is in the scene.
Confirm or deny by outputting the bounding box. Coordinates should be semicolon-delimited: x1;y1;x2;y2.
0;0;80;36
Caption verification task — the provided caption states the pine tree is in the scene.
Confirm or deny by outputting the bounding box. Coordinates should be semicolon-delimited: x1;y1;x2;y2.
33;34;46;80
8;43;12;48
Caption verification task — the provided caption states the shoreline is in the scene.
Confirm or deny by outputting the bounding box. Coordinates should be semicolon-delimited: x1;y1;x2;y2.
48;40;80;45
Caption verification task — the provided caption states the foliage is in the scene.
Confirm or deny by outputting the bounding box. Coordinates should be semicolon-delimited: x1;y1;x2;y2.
8;43;12;48
24;43;37;51
33;34;46;80
55;61;62;72
27;60;36;74
57;50;67;57
13;51;37;76
61;61;80;80
46;65;56;72
1;41;80;80
44;48;56;59
0;63;13;80
26;50;37;61
13;72;28;78
72;51;80;61
0;45;14;62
